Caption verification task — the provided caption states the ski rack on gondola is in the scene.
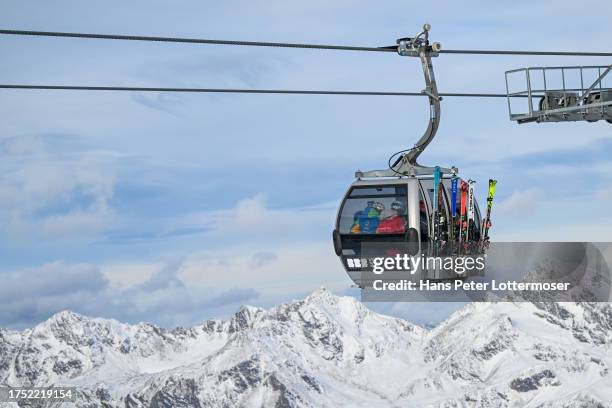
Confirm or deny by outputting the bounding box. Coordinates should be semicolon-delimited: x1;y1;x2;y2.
505;65;612;124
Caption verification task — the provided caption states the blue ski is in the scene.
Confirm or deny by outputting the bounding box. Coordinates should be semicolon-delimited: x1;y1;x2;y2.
451;176;458;218
432;166;441;247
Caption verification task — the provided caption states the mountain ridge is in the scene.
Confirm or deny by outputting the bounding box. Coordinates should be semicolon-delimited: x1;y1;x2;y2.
1;288;611;407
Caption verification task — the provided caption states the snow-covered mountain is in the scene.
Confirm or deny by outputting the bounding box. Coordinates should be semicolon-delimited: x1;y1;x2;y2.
1;289;611;407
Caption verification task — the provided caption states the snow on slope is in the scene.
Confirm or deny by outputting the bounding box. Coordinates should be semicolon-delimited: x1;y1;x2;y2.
1;289;611;407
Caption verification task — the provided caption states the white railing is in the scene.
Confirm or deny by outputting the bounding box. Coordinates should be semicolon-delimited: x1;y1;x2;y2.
505;65;612;124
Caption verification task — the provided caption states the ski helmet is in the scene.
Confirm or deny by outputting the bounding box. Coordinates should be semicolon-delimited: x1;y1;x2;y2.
391;200;406;214
372;202;385;212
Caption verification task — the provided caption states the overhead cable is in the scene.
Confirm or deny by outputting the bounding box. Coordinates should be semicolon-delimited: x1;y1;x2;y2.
2;29;612;56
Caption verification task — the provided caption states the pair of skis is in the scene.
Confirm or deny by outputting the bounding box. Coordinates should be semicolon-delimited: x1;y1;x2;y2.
458;180;474;248
432;167;443;252
480;179;497;250
452;178;477;252
450;176;458;243
451;178;467;246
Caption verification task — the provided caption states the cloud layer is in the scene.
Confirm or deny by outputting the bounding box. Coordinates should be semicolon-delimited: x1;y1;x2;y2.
1;0;611;328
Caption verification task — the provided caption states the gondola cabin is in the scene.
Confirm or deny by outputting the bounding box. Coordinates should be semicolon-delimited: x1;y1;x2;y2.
332;175;484;287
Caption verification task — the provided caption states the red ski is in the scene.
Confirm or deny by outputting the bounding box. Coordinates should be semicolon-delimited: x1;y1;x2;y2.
459;181;468;246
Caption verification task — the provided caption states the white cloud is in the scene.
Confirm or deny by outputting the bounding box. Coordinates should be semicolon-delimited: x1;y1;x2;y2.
173;193;336;241
0;136;119;243
496;188;544;215
596;185;612;201
0;257;260;329
102;262;166;289
529;162;612;178
495;219;612;242
2;0;612;330
177;241;344;295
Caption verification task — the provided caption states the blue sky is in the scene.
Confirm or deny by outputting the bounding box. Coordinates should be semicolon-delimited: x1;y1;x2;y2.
1;0;611;329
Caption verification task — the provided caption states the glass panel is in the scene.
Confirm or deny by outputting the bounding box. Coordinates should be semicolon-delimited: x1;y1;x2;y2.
349;185;407;197
339;186;408;235
418;189;428;242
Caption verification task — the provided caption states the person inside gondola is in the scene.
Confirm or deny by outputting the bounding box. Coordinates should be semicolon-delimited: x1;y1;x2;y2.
419;199;429;242
376;200;406;234
350;201;384;234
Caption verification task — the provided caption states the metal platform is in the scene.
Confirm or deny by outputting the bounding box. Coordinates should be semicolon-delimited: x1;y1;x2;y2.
505;65;612;124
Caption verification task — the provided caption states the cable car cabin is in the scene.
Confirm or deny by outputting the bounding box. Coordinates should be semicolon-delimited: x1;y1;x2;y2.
332;176;485;287
329;25;491;288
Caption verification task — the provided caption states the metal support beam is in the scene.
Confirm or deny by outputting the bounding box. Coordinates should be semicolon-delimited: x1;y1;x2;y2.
580;65;612;100
506;65;612;124
356;24;455;179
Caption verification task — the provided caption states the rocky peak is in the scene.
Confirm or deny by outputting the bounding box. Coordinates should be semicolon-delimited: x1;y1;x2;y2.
228;305;264;333
304;286;335;302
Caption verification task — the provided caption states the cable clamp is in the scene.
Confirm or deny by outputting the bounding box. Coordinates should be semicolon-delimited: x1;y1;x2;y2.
421;89;441;101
